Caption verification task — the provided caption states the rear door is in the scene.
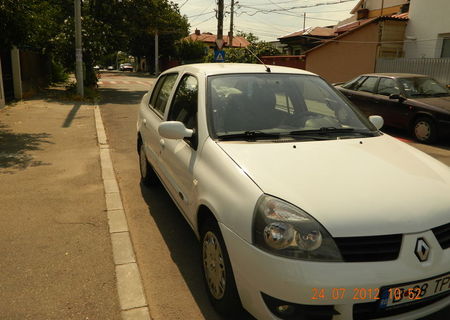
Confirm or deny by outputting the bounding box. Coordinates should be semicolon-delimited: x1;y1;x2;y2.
139;73;178;173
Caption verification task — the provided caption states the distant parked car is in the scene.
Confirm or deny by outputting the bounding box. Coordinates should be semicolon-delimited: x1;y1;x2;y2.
121;63;133;72
107;65;114;70
335;73;450;143
93;65;100;71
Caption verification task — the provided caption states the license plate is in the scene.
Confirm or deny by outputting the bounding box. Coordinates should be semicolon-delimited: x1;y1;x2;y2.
379;272;450;309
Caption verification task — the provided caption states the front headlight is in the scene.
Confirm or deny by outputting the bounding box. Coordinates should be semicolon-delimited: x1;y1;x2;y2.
253;195;342;261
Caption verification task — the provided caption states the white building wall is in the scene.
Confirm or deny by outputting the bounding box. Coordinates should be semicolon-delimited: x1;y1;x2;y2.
404;0;450;58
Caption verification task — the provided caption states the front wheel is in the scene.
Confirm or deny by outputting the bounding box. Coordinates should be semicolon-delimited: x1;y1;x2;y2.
200;218;242;316
413;117;436;144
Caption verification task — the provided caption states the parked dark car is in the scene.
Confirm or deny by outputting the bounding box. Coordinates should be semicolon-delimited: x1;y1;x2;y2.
335;73;450;143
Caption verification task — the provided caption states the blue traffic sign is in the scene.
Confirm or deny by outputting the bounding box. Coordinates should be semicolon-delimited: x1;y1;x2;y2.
214;50;225;62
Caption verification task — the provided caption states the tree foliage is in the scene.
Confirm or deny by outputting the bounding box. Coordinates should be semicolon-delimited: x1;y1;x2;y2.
175;39;206;63
1;0;189;86
205;32;279;64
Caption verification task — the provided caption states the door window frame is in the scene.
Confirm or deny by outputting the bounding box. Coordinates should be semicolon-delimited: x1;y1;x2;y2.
149;72;179;118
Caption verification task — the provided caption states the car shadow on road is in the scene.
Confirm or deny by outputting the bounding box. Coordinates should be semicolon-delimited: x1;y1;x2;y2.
382;127;450;150
139;182;255;320
0;122;52;173
100;71;157;79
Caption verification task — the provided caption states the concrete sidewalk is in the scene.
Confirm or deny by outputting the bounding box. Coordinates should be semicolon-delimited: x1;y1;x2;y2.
0;97;121;319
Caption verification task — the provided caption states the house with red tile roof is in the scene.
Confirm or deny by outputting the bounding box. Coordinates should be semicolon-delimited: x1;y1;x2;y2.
304;14;408;83
278;27;336;55
184;29;250;49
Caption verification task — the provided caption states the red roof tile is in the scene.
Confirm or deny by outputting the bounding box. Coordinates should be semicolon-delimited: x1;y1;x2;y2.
185;33;250;48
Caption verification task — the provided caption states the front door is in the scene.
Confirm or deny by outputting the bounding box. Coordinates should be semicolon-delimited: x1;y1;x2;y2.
160;74;199;221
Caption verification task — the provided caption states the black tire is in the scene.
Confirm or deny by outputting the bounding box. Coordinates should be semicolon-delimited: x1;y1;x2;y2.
413;117;437;144
200;218;243;317
138;142;157;186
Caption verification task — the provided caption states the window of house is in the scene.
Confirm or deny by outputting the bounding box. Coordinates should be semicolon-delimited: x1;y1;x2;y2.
441;38;450;58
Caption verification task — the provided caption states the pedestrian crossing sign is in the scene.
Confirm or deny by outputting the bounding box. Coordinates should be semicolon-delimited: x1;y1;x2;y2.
214;50;225;62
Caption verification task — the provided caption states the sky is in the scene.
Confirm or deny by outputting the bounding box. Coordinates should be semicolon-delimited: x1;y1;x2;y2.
173;0;361;41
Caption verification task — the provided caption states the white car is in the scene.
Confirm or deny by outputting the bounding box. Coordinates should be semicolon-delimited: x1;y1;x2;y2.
137;63;450;320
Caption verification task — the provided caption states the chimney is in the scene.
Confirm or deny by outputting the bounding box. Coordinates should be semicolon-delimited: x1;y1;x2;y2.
195;29;201;35
357;8;369;20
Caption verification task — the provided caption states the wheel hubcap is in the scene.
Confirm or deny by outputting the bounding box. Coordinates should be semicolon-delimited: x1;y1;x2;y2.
415;121;431;141
139;144;147;178
203;231;226;299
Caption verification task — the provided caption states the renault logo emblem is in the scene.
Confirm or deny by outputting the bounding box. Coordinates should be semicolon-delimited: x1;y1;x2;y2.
415;238;430;262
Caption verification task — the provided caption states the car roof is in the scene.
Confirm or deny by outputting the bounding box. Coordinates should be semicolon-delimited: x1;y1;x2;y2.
161;63;316;77
359;73;429;78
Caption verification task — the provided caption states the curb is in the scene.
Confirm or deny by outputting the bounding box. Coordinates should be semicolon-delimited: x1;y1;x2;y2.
94;105;151;320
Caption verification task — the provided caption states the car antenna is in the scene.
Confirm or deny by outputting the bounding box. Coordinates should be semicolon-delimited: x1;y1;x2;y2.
245;46;271;73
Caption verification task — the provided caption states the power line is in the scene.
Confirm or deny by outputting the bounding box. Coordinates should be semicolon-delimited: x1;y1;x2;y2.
238;0;356;15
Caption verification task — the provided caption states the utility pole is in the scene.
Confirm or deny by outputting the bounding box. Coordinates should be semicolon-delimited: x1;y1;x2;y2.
74;0;84;97
228;0;235;47
154;31;159;75
303;12;306;31
217;0;224;46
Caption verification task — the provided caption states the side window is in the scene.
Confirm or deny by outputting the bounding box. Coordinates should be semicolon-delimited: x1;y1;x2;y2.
343;76;366;90
168;75;198;130
377;78;400;96
149;73;178;115
357;77;378;93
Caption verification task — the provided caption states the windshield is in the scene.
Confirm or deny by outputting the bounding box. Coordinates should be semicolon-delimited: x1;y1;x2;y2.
207;74;378;140
398;77;449;98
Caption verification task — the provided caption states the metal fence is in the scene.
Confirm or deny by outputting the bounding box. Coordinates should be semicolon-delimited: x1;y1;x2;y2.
376;58;450;85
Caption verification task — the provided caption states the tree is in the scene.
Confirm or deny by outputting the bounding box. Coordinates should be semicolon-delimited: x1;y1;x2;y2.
175;39;206;63
205;32;279;63
121;0;189;71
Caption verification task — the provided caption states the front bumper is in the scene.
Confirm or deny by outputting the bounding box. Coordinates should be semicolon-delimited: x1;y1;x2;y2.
220;223;450;320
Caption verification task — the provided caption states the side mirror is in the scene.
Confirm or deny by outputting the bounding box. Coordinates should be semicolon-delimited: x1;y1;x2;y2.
389;93;405;102
369;115;384;130
158;121;193;140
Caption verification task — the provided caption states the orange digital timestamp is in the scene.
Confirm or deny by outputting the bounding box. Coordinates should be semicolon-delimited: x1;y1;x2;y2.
311;288;382;300
312;287;425;301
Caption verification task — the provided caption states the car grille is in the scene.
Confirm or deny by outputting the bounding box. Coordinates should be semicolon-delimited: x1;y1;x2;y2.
353;291;450;320
334;234;402;262
432;222;450;250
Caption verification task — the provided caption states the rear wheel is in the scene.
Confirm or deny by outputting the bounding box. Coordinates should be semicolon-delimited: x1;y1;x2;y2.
138;142;157;186
200;218;242;316
413;117;436;144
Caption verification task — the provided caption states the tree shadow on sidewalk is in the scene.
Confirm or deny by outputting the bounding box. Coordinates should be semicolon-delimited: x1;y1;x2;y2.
0;122;53;173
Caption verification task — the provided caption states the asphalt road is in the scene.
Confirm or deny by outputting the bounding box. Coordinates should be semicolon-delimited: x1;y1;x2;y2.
98;71;449;320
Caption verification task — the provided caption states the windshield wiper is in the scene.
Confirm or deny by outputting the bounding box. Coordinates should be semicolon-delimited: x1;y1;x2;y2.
217;130;281;141
289;127;374;137
290;127;355;134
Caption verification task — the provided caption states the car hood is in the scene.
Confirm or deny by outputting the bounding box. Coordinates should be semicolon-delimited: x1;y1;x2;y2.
218;135;450;237
408;96;450;113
